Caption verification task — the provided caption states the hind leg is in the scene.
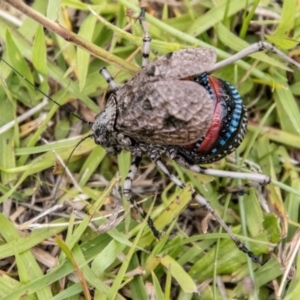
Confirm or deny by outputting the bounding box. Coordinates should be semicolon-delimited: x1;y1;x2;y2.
148;148;261;264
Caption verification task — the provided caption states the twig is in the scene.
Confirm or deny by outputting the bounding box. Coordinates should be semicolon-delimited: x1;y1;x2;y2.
4;0;138;73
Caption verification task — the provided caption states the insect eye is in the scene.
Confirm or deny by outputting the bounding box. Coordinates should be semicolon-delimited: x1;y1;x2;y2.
94;128;101;137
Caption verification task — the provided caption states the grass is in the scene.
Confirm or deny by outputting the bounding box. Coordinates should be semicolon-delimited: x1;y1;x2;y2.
0;0;300;299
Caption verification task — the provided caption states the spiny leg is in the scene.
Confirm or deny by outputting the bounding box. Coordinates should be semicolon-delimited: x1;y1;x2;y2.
139;7;151;68
166;149;271;186
148;149;261;264
207;41;300;74
123;154;161;238
99;67;119;92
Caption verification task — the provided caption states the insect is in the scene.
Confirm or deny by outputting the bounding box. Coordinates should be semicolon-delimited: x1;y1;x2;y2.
92;7;300;264
2;6;300;265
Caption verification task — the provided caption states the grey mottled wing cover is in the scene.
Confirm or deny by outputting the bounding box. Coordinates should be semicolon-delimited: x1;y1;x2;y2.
115;80;213;145
127;48;216;85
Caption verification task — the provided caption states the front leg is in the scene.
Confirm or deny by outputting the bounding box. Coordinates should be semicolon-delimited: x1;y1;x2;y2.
123;153;161;238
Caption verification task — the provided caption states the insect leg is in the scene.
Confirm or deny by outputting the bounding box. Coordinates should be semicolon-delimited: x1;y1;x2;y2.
139;7;151;68
167;151;270;185
99;67;119;92
149;149;261;264
207;41;300;74
123;154;161;238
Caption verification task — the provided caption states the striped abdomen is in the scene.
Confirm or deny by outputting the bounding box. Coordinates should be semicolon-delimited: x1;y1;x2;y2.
179;73;247;164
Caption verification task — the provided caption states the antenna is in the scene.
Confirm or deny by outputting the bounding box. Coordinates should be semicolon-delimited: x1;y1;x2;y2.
0;56;96;203
0;57;94;126
51;134;93;204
